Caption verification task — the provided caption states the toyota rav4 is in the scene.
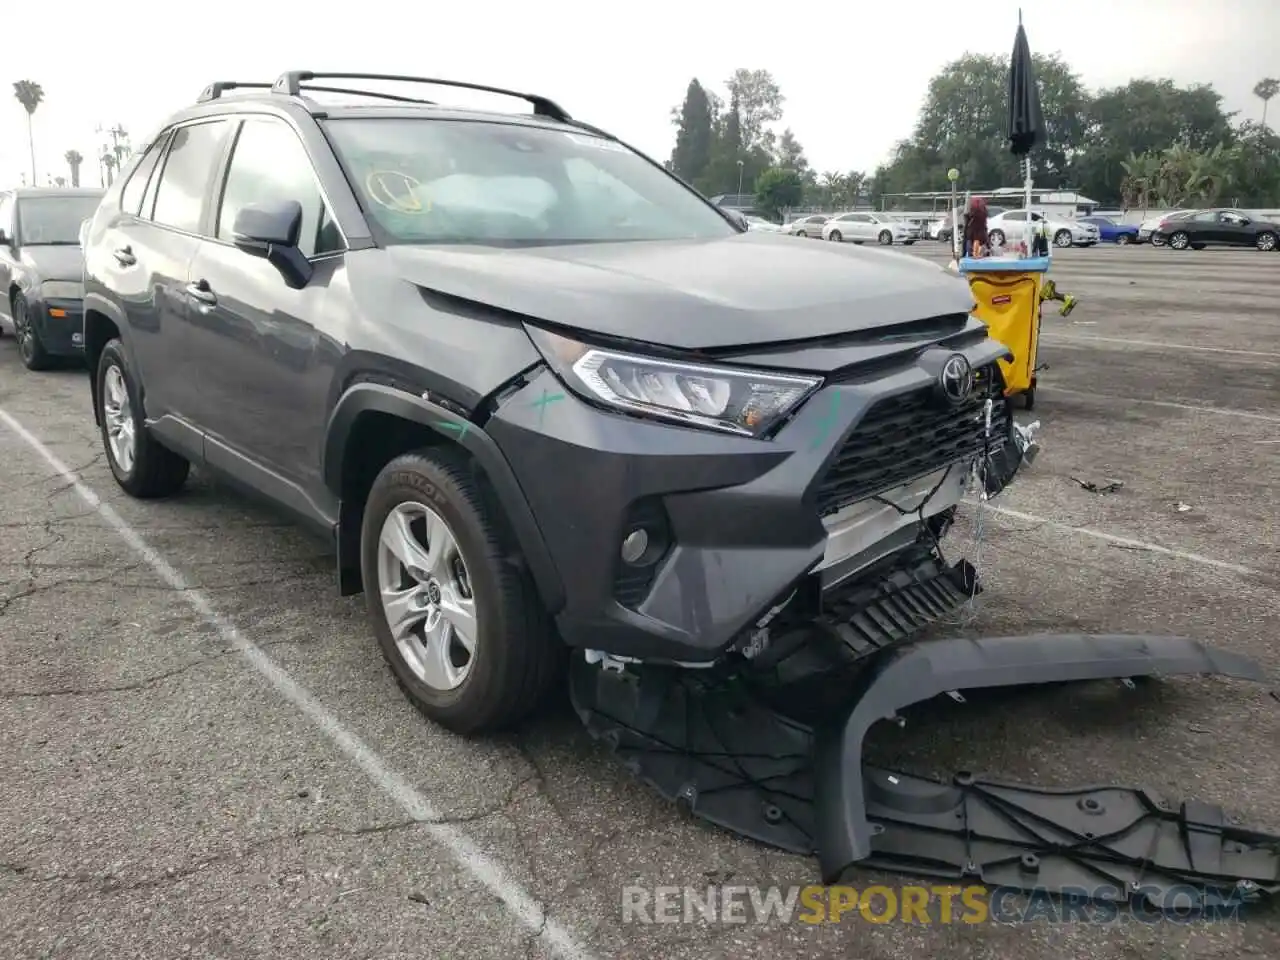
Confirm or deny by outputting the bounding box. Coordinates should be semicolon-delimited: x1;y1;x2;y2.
80;71;1035;735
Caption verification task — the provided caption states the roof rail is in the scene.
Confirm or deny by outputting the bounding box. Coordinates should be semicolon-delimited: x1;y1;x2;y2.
197;81;273;103
269;72;573;123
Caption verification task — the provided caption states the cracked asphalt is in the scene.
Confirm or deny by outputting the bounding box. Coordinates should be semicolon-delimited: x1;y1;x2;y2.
1;241;1278;959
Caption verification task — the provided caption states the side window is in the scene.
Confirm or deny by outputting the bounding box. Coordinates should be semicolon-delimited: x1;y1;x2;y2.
215;117;343;258
1005;212;1025;222
120;138;166;216
151;120;232;234
1193;211;1217;222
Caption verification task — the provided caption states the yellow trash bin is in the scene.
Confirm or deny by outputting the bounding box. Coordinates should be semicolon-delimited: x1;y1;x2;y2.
958;254;1051;410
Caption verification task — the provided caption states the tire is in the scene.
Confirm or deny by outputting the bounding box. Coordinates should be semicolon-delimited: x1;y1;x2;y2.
1054;229;1072;248
96;339;191;498
1168;231;1191;250
1151;234;1167;247
988;229;1005;247
360;448;562;734
878;230;893;245
1115;233;1131;245
13;295;53;371
1256;231;1277;252
828;230;842;242
903;239;916;246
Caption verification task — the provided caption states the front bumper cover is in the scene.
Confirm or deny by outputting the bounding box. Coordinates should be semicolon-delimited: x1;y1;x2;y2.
571;633;1280;907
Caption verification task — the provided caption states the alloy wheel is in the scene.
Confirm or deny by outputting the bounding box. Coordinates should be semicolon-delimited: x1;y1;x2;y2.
14;301;34;363
376;502;478;692
1169;232;1190;250
1258;233;1277;252
101;365;137;474
1054;230;1072;248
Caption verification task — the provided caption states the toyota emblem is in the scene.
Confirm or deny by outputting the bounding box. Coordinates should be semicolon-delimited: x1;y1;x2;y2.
938;354;974;405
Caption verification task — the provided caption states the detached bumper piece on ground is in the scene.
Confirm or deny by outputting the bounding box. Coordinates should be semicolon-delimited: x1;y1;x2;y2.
571;633;1280;908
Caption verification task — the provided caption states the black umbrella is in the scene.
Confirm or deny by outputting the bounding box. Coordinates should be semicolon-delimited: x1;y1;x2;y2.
1006;13;1044;156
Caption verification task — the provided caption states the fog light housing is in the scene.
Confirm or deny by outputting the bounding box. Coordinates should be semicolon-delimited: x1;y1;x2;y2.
620;528;649;564
612;498;673;608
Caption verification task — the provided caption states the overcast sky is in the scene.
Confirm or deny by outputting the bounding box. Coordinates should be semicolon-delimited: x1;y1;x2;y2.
3;0;1277;189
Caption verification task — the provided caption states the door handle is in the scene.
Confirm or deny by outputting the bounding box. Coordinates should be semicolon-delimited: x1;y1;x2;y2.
113;246;136;266
185;280;217;306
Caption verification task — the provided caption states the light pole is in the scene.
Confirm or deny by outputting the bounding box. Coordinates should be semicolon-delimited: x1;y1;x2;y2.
736;160;744;200
947;167;960;260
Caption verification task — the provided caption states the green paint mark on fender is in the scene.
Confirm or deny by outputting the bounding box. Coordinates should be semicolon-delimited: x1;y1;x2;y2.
530;388;566;428
810;393;841;450
437;420;470;441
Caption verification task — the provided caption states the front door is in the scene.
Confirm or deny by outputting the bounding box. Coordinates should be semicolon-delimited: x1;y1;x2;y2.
179;115;348;486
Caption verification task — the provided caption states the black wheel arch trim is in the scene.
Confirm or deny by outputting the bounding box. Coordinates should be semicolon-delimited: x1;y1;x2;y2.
323;382;566;613
811;632;1271;884
82;293;137;426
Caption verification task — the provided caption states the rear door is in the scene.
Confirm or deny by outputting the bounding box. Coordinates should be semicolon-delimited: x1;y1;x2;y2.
93;119;234;422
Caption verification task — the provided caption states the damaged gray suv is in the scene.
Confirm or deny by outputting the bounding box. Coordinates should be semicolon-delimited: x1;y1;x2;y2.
80;71;1031;733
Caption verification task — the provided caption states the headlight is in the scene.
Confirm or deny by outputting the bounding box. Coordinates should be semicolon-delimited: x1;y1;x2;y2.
41;280;84;300
527;327;822;437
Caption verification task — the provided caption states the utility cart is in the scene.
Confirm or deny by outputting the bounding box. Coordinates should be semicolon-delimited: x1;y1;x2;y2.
959;253;1050;410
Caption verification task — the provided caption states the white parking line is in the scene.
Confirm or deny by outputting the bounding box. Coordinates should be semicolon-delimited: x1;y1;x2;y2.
1038;386;1280;423
969;502;1260;577
0;408;597;960
1039;333;1280;360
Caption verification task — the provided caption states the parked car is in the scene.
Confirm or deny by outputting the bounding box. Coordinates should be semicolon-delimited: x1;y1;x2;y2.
821;211;918;245
0;187;105;370
1152;208;1280;251
787;214;829;238
1138;210;1193;245
985;210;1099;249
1079;215;1139;245
80;70;1029;736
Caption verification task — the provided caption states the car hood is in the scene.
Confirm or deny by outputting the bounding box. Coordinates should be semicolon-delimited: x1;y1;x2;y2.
388;233;974;350
20;245;85;283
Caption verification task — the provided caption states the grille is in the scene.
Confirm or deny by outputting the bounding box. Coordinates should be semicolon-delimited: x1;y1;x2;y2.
814;365;1007;516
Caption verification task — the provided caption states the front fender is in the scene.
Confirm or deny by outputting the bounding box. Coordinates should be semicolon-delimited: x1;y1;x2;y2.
813;633;1272;883
323;382;566;612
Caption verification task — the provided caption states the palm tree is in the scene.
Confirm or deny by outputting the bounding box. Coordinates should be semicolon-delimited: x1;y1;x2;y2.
64;149;84;188
13;80;45;184
1255;78;1280;130
819;171;845;209
101;151;118;187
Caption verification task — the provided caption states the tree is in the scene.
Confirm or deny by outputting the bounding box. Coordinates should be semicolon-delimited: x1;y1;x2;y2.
898;53;1089;193
669;79;715;186
101;151;118;187
1227;120;1280;206
64;149;84;188
754;167;804;220
1075;79;1235;203
13;80;45;185
725;69;783;153
53;176;66;188
773;129;809;174
1255;77;1280;130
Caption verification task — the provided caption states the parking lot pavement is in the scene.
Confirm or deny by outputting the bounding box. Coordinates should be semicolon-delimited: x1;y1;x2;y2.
1;242;1278;959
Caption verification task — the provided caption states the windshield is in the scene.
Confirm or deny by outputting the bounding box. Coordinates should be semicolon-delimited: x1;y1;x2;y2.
323;118;736;246
17;195;103;245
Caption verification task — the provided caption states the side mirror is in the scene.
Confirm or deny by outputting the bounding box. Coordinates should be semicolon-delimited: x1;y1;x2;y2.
231;200;312;288
720;207;749;232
